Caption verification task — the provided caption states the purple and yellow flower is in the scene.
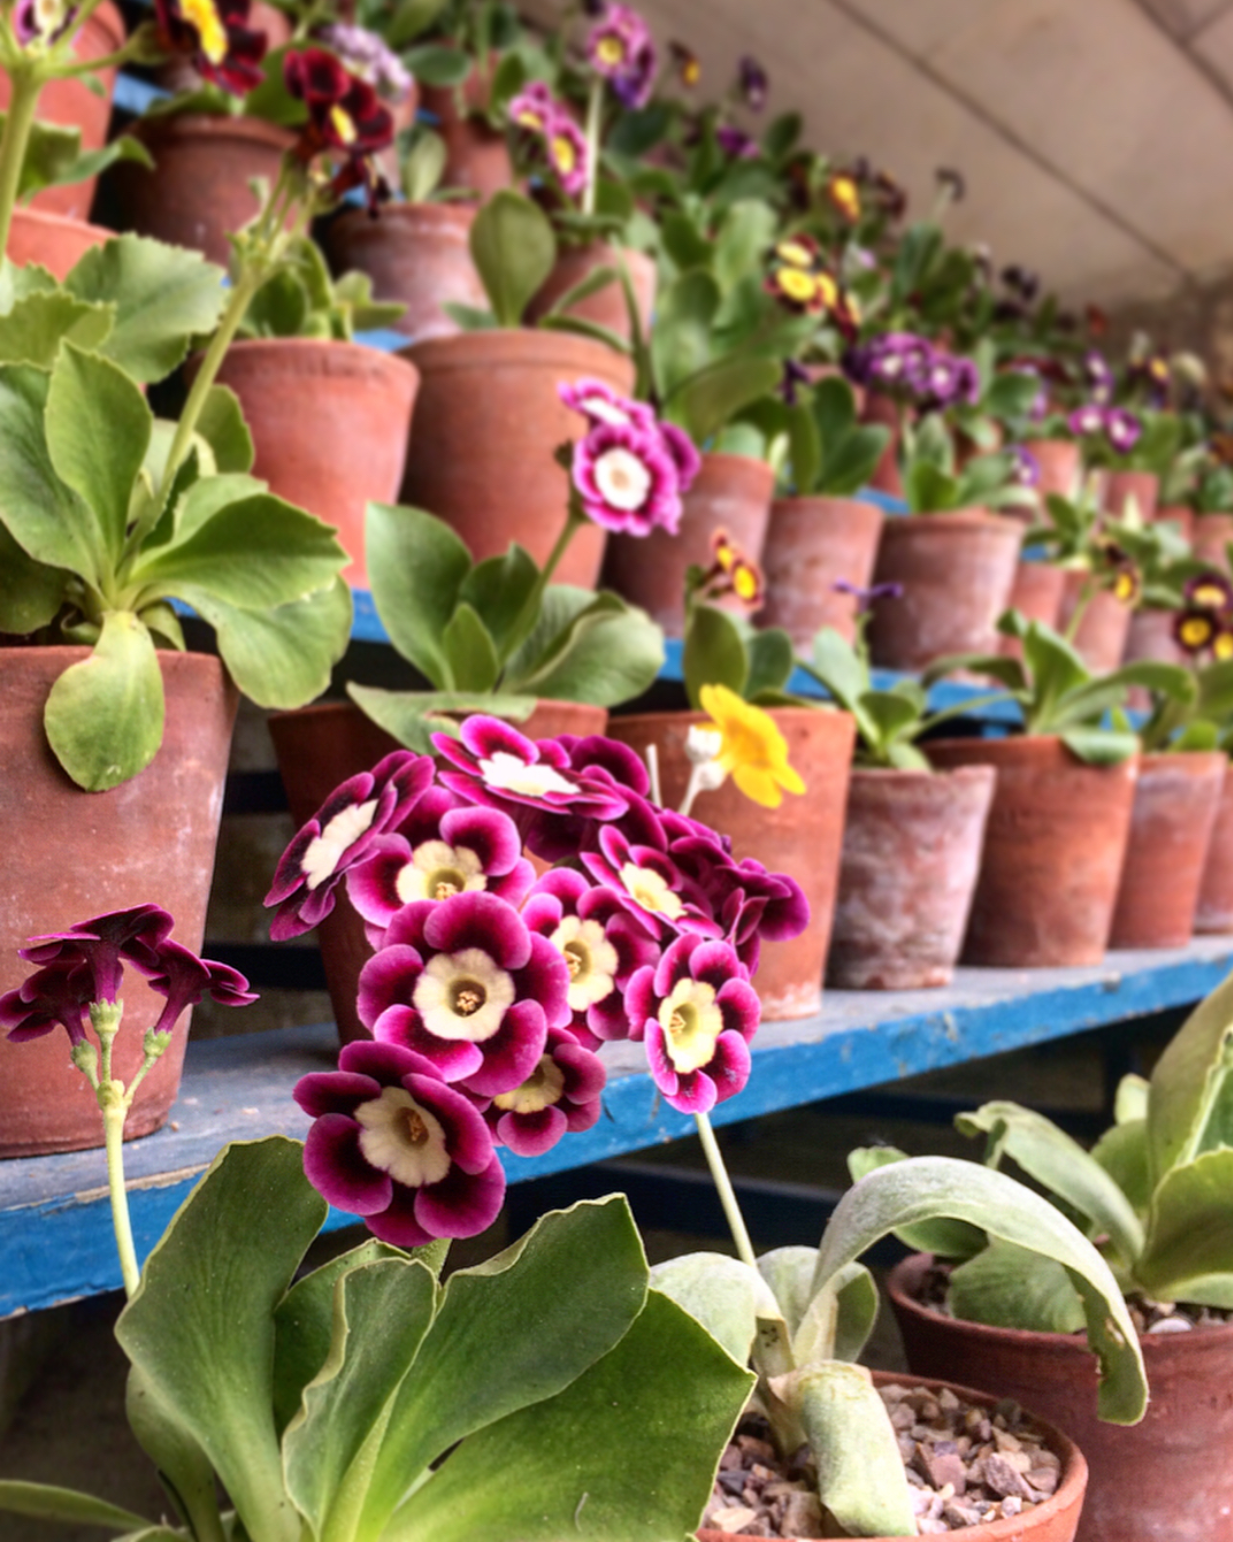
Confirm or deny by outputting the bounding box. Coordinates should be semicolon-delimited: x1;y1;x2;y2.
669;39;700;88
1185;572;1233;612
627;935;760;1114
154;0;266;94
295;1039;505;1247
586;3;657;108
483;1025;607;1156
702;528;764;609
832;577;905;614
264;750;434;940
827;173;861;222
544;111;590;197
570;419;686;536
737;54;768;110
509;81;555;133
284;47;394;207
1175;608;1221;656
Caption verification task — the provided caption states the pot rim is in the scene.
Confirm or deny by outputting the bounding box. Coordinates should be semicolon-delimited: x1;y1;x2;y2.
1135;748;1228;774
848;762;997;785
927;733;1139;771
610;704;845;729
203;336;421;391
879;506;1022;533
768;491;886;519
332;200;477;233
400;327;633;372
9;204;112;240
136;112;298;149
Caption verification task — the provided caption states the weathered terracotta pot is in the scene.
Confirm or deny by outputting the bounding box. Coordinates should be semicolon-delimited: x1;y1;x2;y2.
209;339;419;590
890;1252;1232;1542
759;495;885;649
420;61;513;198
1155;503;1195;543
1122;608;1185;669
325;203;483;342
699;1366;1088;1542
603;453;774;636
525;242;657;344
1109;751;1224;950
0;1;123;219
1193;511;1233;570
927;736;1138;967
0;648;238;1156
1057;572;1132;675
862;390;903;497
608;707;855;1019
868;511;1023;671
6;206;108;279
400;329;633;589
1196;761;1233;934
828;767;996;990
107;114;297;267
1023;437;1081;501
1103;468;1159;524
269;699;608;1044
1001;561;1067;657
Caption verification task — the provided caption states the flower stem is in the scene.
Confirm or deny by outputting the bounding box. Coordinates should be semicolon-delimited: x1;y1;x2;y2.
101;1087;140;1298
0;64;41;258
694;1110;757;1270
582;76;603;217
499;506;586;669
1064;573;1095;644
678;764;703;819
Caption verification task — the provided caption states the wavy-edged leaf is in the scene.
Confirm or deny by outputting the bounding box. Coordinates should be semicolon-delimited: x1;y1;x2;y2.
847;1147;986;1259
126;1367;225;1542
0;290;114;367
0;519;66;632
366;501;472;686
948;1239;1086;1334
44;611;164;790
190;577;351;710
347;684;536;754
1137;1147;1233;1300
195;384;254;474
1147;970;1233;1183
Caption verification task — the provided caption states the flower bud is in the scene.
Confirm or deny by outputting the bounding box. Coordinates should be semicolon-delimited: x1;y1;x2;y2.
143;1028;174;1061
70;1039;99;1080
685;726;723;765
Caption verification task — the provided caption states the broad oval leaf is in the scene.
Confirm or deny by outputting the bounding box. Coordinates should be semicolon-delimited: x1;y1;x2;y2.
189;578;351;711
510;593;664;707
440;601;500;692
847;1146;986;1260
1147;970;1233;1184
44;611;165;790
948;1239;1087;1334
347;684;536;755
1136;1147;1233;1301
0;520;66;633
683;601;748;710
649;1251;782;1365
366;501;473;686
469;190;556;327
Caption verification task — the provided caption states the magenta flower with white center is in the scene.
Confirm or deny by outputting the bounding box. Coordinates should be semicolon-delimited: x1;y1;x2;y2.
1068;404;1106;438
559;377;658;432
571;419;685;537
1106;407;1143;455
514;732;655;862
586;2;657;108
627;935;760;1114
295;1039;505;1247
358;890;569;1097
483;1024;607;1157
522;868;660;1047
658;420;702;492
581;823;721;944
264;750;434;941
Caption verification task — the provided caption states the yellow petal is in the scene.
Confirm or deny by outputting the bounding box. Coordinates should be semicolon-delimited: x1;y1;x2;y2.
733;764;783;809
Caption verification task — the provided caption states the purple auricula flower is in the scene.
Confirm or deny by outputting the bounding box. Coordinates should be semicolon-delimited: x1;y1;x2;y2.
780;359;812;406
358;890;569;1097
508;81;556;134
14;0;77;45
0;962;94;1045
1084;349;1114;404
19;904;175;1004
715;123;759;160
570;418;686;536
580;823;721;945
316;21;413;102
559;377;658;432
521;867;660;1047
128;939;257;1036
483;1024;607;1157
586;2;657;109
295;1039;505;1247
1008;444;1041;488
737;53;768;110
1068;403;1107;438
627;934;761;1115
264;750;434;941
543;109;590;198
1106;407;1143;455
832;577;905;614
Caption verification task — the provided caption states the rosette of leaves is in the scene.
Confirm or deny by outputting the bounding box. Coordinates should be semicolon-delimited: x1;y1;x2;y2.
239;234;405;340
0;234;351;791
347;502;664;751
866;971;1233;1339
772;375;889;497
900;412;1037;516
0;1137;753;1542
651;1151;1145;1537
0;111;152;206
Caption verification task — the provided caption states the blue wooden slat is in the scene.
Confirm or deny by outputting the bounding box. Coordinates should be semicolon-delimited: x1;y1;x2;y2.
3;938;1231;1317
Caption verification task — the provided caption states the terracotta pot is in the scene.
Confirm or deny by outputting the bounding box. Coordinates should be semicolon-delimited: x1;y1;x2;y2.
210;338;420;590
927;736;1138;967
525;242;657;344
0;1;123;219
1023;438;1081;501
1195;762;1233;934
420;61;513;198
868;511;1023;671
603;453;774;636
699;1367;1087;1542
1057;572;1132;675
0;648;238;1156
6;206;108;279
1103;468;1159;524
326;203;483;342
1122;607;1185;669
828;767;996;990
759;495;885;649
890;1252;1232;1542
1156;503;1195;543
107;114;297;267
400;329;633;589
1108;751;1224;950
862;390;903;497
1001;561;1066;658
608;707;855;1019
1192;512;1233;571
269;699;608;1044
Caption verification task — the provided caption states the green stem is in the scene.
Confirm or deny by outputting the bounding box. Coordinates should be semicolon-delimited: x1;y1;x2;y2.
0;64;42;258
498;506;585;669
102;1090;140;1298
582;76;603;217
1064;572;1096;644
694;1111;757;1270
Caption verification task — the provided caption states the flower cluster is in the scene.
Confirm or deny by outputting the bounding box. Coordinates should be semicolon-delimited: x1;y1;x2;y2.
507;83;590;199
692;527;764;610
559;378;701;536
153;0;267;94
315;22;413;104
1174;572;1233;659
844;332;980;411
1067;403;1142;456
284;46;396;212
586;2;657;109
268;716;809;1246
765;235;859;335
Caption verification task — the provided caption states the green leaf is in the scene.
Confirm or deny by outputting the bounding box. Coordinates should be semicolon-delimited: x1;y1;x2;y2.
441;602;500;691
815;1155;1147;1424
194;385;254;474
1137;1148;1233;1299
506;590;664;707
0;1482;153;1533
541;262;619;319
138;600;186;651
126;1367;225;1542
469;190;556;328
44;611;164;790
1091;1119;1152;1215
905;459;961;513
65;235;228;383
457;544;539;659
1059;727;1140;765
440;301;498;332
807;626;869;715
45;343;151;567
1147;970;1233;1183
0;520;66;632
955;1101;1145;1264
651;269;719;401
241;267;310;340
659;212;712;272
366;502;473;686
649;1251;781;1365
1116;1073;1151;1126
1021;621;1089;732
18;120;152;199
673;357;781;445
821;424;890;497
381;1290;752;1542
714;199;777;293
846;1147;986;1259
745;628;795;699
0;290;114;367
682;602;749;709
192;578;351;711
811;374;857;443
347;683;537;753
789;1260;881;1367
115;1138;327;1542
860;689;922;750
402;42;470;84
949;1240;1087;1334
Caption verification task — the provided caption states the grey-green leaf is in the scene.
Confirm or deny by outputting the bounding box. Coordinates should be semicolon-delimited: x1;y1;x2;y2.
1136;1147;1233;1300
366;501;473;686
44;611;165;790
189;578;351;711
346;684;536;754
469;190;556;328
847;1147;987;1259
948;1240;1087;1334
649;1251;781;1365
1147;970;1233;1183
0;1481;153;1533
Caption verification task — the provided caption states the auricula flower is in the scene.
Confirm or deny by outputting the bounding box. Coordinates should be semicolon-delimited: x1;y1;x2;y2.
669;39;700;87
828;173;861;221
559;377;657;431
154;0;267;95
484;1025;607;1157
715;124;758;161
1175;608;1221;656
508;81;555;134
586;3;657;108
1185;572;1233;612
18;904;174;1002
284;47;395;209
703;528;764;608
317;22;412;102
737;53;768;110
14;0;76;46
544;111;590;197
1009;445;1041;488
699;684;806;810
832;577;904;615
1106;408;1143;456
1068;403;1106;438
571;419;687;536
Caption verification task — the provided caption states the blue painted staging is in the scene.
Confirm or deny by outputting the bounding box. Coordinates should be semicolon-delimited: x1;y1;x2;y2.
4;938;1231;1317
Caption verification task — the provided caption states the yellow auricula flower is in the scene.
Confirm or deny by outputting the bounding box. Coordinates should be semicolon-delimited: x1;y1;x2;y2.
699;684;806;810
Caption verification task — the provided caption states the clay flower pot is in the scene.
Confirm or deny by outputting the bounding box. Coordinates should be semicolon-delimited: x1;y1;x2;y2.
6;206;108;279
269;699;608;1044
868;510;1023;671
325;202;484;342
1192;511;1233;571
1000;561;1067;658
608;707;855;1019
400;329;633;589
106;114;297;267
699;1367;1088;1542
1057;572;1132;675
525;242;657;345
0;0;124;220
1023;437;1081;501
759;495;885;649
889;1252;1233;1542
1155;502;1195;543
1103;468;1158;523
603;453;775;636
0;648;238;1157
927;736;1138;968
827;766;996;990
861;390;903;497
210;338;420;590
419;61;513;198
1122;608;1186;669
1109;751;1224;950
1195;761;1233;933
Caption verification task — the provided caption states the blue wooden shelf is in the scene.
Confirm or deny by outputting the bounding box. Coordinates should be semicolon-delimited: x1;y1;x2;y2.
4;937;1231;1317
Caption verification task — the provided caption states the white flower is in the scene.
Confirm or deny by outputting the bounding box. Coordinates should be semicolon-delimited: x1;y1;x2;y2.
302;798;379;890
551;915;620;1012
355;1086;451;1186
685;726;723;765
580;393;634;426
479;751;578;799
593;447;653;512
620;863;684;920
658;978;723;1074
493;1055;567;1115
413;947;515;1042
397;840;486;904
